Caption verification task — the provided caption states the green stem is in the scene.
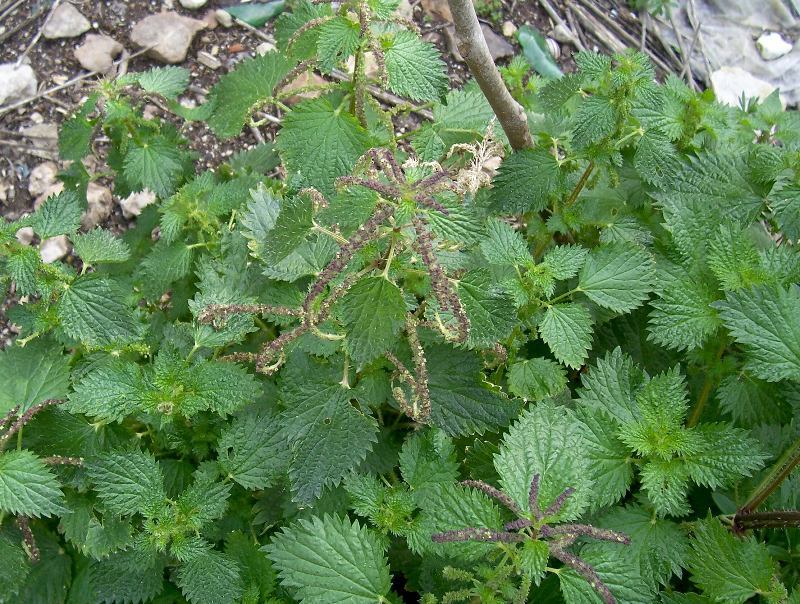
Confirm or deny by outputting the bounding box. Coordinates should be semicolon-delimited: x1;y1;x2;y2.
686;341;726;428
563;161;594;207
738;436;800;516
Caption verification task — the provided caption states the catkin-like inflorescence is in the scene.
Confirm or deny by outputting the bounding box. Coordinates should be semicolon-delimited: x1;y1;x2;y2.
273;59;315;97
460;479;523;516
304;203;394;314
0;399;64;446
413;193;450;216
337;175;402;200
16;516;39;562
544;524;630;545
529;473;542;519
0;405;19;431
42;455;85;467
405;316;432;423
550;546;616;604
504;517;533;531
432;528;527;544
542;487;576;518
197;304;302;325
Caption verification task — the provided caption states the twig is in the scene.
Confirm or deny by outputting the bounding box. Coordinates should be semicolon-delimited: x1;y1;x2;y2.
0;0;24;22
0;8;44;43
446;0;531;149
16;0;61;67
536;0;585;52
0;47;152;116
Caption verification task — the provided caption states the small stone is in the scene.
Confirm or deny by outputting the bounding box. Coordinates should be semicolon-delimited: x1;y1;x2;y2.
40;235;70;264
256;41;276;55
552;23;576;44
481;23;513;61
279;71;328;105
119;189;157;218
214;8;233;28
74;34;124;73
502;21;517;38
30;111;44;124
179;0;207;8
421;0;452;22
711;66;783;108
0;63;37;106
202;9;218;29
756;32;793;61
15;227;34;246
43;3;90;39
20;123;58;150
130;12;207;64
197;50;222;70
82;182;113;229
28;162;59;197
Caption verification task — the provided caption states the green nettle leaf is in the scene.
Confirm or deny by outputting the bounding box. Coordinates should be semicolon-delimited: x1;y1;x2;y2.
573;95;616;147
29;190;83;238
768;180;800;242
340;276;406;363
577;347;644;424
0;450;66;517
123;137;185;197
276;95;371;196
480;218;533;267
384;30;448;102
217;409;290;490
72;229;132;264
87;451;166;517
713;284;800;382
577;408;633;509
539;303;593;369
0;338;69;413
207;52;290;138
457;269;517;348
507;358;567;401
648;277;720;351
282;357;379;502
57;276;142;347
399;429;459;506
490;149;564;213
316;16;360;72
543;244;589;280
68;359;144;422
58;95;98;161
688;517;781;603
136;66;190;99
577;242;655;313
427;344;521;436
266;514;391;603
495;401;591;522
0;533;30;600
177;546;244;604
88;544;165;604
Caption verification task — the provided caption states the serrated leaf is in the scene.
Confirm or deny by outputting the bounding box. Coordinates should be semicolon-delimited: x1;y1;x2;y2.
540;303;593;369
29;190;83;238
648;277;720;351
282;356;378;502
713;284;800;382
543;244;589;280
683;423;766;489
0;533;30;600
634;128;679;187
87;450;166;517
316;16;360;72
341;276;405;363
135;239;194;298
578;243;655;313
495;401;591;522
0;338;69;414
208;52;290;138
457;269;517;348
384;30;448;102
480;218;532;266
137;66;189;99
72;229;131;264
68;359;143;422
176;476;231;531
411;123;445;162
58;276;142;347
88;544;165;604
177;546;244;604
490;148;563;213
577;347;644;424
399;429;459;506
688;517;779;603
218;409;290;490
507;358;567;401
59;95;98;161
266;514;391;603
427;344;521;436
576;408;633;509
276;96;371;196
0;450;66;518
573;95;616;147
123;137;184;197
768;180;800;242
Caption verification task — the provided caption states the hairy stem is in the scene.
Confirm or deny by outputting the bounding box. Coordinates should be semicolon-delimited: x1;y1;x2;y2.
446;0;532;150
734;510;800;531
738;436;800;516
563;161;595;207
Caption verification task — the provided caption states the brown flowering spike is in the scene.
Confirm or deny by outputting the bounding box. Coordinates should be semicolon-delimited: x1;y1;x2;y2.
550;546;616;604
42;456;85;467
273;60;315;97
529;473;542;520
413;193;450;216
415;170;451;192
197;304;302;324
545;524;630;545
300;187;329;210
378;148;404;183
432;528;527;543
0;405;19;431
0;399;64;446
16;516;39;563
461;479;523;516
391;386;415;418
542;487;576;518
504;517;533;531
337;176;401;200
405;316;432;423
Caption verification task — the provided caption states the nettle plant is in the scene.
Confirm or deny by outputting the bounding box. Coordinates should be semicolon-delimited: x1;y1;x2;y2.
0;0;799;602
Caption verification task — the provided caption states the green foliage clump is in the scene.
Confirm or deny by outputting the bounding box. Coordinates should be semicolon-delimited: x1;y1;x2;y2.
0;2;798;602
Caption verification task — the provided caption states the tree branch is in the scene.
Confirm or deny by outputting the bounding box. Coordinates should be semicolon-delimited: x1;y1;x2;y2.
446;0;532;150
